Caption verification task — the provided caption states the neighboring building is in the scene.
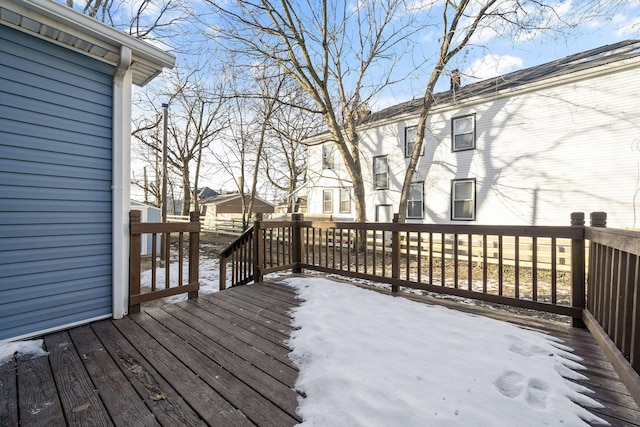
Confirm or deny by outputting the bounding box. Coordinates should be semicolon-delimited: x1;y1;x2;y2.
304;40;640;228
0;0;174;341
201;193;275;217
197;186;220;200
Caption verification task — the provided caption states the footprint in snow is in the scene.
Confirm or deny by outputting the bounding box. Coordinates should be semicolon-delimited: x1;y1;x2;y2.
494;370;551;409
505;334;553;357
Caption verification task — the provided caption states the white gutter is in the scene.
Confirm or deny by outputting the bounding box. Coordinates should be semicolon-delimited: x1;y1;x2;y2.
112;46;133;319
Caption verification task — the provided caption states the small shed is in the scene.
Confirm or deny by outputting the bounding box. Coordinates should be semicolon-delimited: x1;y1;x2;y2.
130;201;161;255
200;194;275;232
0;0;174;341
201;194;276;217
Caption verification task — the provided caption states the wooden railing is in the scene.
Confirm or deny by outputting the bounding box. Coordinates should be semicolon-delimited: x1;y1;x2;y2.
582;212;640;403
220;213;585;319
129;210;200;313
219;225;255;290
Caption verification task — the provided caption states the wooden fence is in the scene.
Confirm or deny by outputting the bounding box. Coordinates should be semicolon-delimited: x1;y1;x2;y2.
129;210;200;314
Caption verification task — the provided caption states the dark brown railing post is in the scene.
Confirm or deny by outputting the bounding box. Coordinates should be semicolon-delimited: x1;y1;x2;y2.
391;213;400;294
571;212;586;328
253;213;264;283
188;211;200;300
219;252;227;291
292;213;303;273
129;210;142;314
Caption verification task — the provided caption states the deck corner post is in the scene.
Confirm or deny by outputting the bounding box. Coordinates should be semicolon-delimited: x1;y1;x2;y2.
570;212;586;328
188;211;200;300
391;213;400;294
129;210;142;314
253;212;264;283
292;213;304;274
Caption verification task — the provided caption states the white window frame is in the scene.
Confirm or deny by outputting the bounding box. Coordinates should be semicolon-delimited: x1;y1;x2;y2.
323;189;333;213
451;114;475;152
373;155;389;190
451;178;476;221
404;126;420;158
407;182;424;219
339;188;351;213
322;144;334;170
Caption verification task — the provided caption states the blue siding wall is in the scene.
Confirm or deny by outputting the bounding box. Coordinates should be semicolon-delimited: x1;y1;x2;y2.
0;25;115;340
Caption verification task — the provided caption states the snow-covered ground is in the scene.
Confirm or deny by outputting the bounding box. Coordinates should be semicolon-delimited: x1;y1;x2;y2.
285;277;607;427
1;257;608;426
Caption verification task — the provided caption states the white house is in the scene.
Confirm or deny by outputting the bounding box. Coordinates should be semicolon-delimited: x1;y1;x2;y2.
0;0;174;341
304;40;640;229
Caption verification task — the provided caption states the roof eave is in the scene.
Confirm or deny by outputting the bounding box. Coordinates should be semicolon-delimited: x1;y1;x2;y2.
1;0;175;85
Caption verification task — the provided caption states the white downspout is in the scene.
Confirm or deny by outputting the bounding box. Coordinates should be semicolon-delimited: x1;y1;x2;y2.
112;46;133;318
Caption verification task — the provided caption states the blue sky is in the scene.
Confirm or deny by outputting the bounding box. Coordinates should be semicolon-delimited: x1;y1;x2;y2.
372;0;640;110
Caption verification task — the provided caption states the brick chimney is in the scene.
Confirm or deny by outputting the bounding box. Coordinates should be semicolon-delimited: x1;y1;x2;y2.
451;69;461;91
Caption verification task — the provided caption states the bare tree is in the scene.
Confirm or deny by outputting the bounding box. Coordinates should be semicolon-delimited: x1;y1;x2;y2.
132;63;228;215
262;82;321;213
131;109;163;206
66;0;188;43
207;0;422;224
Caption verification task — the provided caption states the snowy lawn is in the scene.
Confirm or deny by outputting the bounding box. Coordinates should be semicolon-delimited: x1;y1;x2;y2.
285;277;607;427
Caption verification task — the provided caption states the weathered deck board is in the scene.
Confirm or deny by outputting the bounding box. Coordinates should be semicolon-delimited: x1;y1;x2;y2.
2;281;639;426
43;331;113;426
0;356;17;426
17;347;65;425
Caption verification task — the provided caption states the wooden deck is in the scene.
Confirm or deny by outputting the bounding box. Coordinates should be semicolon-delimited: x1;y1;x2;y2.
2;280;640;426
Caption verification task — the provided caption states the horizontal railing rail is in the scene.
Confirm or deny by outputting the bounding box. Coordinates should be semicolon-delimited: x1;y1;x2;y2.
129;210;200;313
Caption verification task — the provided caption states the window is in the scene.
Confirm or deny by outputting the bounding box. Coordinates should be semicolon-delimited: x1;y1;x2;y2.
404;126;418;158
451;179;476;221
373;155;389;189
323;189;333;213
407;182;423;219
322;144;334;169
452;114;475;151
340;188;351;213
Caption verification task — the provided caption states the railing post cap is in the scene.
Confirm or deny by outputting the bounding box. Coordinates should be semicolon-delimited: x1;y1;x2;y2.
570;212;585;226
130;209;142;221
254;212;263;221
590;211;607;228
190;211;200;222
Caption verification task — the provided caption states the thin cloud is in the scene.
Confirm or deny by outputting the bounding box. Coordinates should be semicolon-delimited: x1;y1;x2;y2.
464;53;523;82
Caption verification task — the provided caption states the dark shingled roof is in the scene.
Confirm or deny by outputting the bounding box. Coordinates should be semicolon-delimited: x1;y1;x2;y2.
360;39;640;125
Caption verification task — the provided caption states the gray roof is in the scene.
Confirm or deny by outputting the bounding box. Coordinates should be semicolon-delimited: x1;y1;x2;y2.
362;39;640;125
